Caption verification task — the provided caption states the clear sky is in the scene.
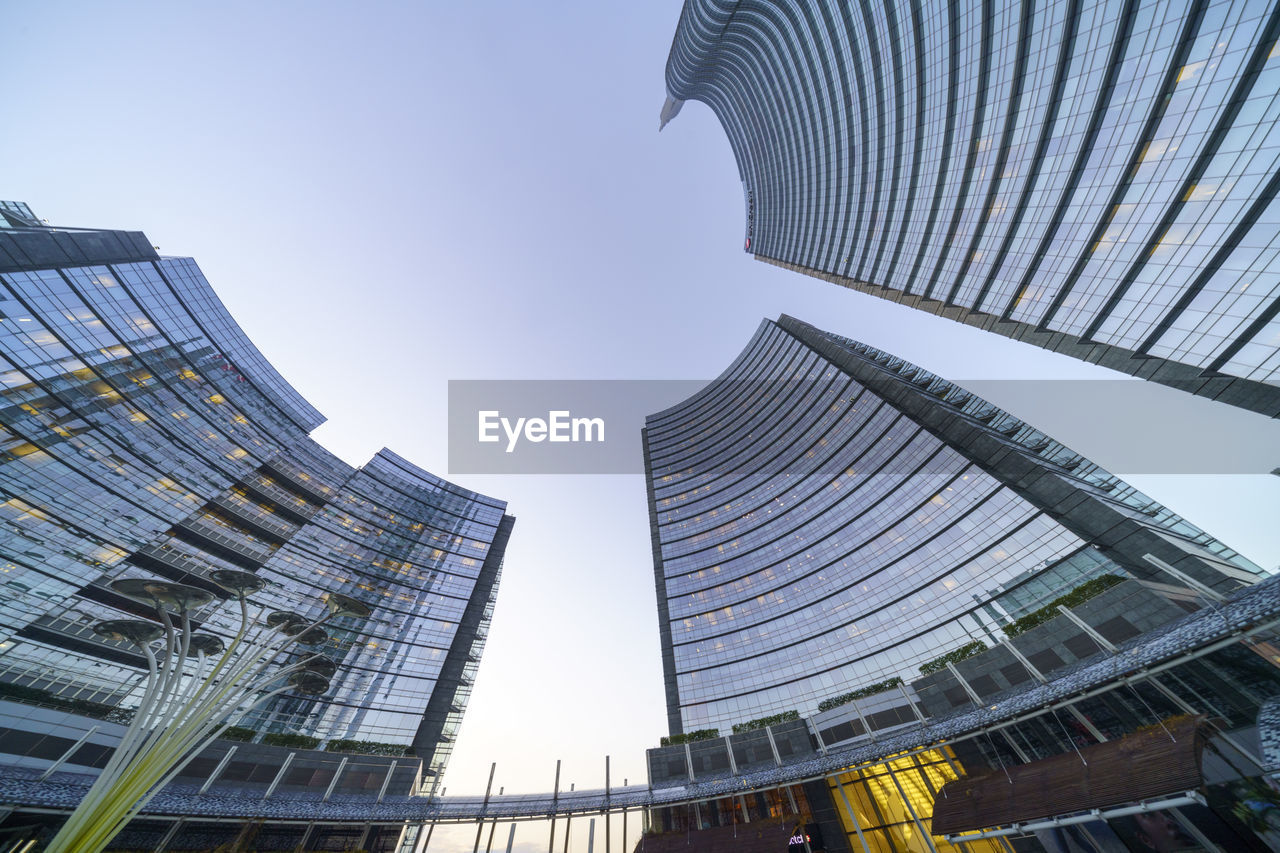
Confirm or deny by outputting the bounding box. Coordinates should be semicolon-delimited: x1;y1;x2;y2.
5;2;1278;850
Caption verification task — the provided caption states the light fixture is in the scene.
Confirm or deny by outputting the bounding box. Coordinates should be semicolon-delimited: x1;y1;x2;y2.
43;573;367;853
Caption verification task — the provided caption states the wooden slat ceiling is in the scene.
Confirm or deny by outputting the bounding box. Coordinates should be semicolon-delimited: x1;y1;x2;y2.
931;715;1207;835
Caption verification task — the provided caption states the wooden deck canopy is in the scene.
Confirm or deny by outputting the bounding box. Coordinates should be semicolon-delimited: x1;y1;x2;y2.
932;715;1207;835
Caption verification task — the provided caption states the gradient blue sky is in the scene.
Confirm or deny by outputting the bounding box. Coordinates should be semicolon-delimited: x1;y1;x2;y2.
5;2;1278;849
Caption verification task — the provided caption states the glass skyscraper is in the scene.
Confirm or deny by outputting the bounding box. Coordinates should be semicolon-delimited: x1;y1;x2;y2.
663;0;1280;417
643;315;1263;737
0;201;512;786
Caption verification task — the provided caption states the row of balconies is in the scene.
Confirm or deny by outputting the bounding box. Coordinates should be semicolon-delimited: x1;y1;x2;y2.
243;474;324;523
210;494;297;541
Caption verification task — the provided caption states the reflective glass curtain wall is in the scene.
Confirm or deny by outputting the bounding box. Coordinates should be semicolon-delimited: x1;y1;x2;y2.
643;315;1262;736
0;204;512;782
663;0;1280;417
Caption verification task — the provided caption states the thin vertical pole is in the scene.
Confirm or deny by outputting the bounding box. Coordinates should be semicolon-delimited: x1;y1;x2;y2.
152;818;183;853
505;824;517;853
899;682;927;724
848;697;877;741
323;756;349;802
831;774;871;853
297;823;316;852
378;760;399;803
548;760;560;853
1055;606;1119;652
605;755;611;853
1148;674;1265;768
475;762;497;852
262;752;296;799
587;818;596;853
565;784;575;853
38;725;100;782
936;751;1010;853
807;718;828;754
765;726;784;766
885;762;938;853
1168;807;1224;850
945;662;984;704
198;745;237;795
483;763;497;805
1142;553;1227;602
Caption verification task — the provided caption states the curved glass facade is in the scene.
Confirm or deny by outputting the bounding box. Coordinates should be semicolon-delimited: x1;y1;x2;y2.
644;316;1261;735
0;204;512;783
664;0;1280;416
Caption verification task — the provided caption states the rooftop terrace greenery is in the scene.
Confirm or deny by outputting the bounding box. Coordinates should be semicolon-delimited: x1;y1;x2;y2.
219;726;256;742
919;641;988;676
260;733;321;750
818;677;904;713
325;739;411;757
732;710;799;734
0;682;132;722
1001;574;1126;638
659;729;720;747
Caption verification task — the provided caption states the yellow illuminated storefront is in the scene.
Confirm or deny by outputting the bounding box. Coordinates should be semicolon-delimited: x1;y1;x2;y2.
826;749;1006;853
